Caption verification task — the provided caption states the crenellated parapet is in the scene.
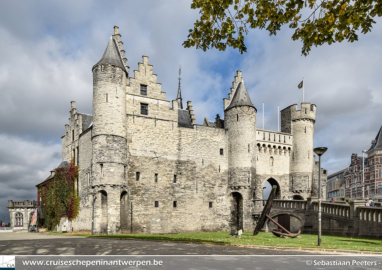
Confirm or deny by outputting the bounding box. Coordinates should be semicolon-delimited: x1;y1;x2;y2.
281;102;316;134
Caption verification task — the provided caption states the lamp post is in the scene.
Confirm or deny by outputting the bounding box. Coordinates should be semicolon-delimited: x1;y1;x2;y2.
313;147;328;246
91;192;97;235
362;150;367;199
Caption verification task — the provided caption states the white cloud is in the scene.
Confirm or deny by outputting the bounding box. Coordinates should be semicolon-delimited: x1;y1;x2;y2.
1;0;382;221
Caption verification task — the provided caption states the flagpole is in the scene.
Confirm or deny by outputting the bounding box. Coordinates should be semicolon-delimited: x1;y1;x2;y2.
303;77;305;102
278;105;279;132
263;102;264;129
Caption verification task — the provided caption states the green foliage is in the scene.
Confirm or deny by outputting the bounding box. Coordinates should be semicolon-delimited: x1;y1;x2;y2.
183;0;382;55
39;160;80;230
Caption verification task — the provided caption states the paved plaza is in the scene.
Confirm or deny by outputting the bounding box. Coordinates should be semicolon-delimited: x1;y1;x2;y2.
0;232;328;255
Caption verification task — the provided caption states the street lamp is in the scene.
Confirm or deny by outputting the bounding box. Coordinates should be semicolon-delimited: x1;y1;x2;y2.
313;147;328;246
91;192;97;235
362;150;367;199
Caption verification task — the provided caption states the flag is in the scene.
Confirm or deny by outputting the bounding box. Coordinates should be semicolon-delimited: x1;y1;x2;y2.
30;209;37;226
298;81;303;89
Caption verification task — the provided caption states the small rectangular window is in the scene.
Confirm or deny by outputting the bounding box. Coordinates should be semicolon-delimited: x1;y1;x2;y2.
141;103;148;115
155;201;159;207
209;202;213;208
106;93;108;102
380;157;382;163
72;130;74;141
173;201;177;208
220;149;224;155
155;173;158;183
379;169;382;179
136;172;140;181
140;85;147;95
174;175;177;183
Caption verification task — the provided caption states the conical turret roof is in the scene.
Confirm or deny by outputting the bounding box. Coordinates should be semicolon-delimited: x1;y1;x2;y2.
225;82;256;111
93;37;126;72
368;126;382;151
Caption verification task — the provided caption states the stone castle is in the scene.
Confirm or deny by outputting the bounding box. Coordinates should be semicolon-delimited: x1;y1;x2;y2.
61;26;326;234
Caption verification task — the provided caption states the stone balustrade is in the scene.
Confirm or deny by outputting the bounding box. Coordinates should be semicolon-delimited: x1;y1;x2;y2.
8;200;38;208
253;198;382;238
358;206;382;222
311;202;350;219
273;199;308;210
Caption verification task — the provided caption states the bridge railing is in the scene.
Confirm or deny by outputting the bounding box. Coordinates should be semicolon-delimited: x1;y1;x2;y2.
253;199;308;210
273;200;308;210
357;206;382;222
312;202;350;218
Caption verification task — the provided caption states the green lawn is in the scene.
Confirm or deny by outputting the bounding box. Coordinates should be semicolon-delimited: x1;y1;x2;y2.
49;232;382;252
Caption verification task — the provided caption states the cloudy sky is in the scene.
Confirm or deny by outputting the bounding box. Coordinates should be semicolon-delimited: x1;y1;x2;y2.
1;1;381;223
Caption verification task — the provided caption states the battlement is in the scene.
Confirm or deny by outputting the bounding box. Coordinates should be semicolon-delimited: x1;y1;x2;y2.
282;102;316;122
281;102;316;134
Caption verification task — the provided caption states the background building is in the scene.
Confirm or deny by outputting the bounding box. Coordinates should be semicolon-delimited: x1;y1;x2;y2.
7;200;37;230
326;169;346;201
340;126;382;201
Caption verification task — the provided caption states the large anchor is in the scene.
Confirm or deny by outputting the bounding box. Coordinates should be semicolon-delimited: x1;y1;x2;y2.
253;185;301;238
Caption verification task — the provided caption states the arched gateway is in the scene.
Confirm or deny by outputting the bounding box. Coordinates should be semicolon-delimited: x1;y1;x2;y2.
230;192;243;230
263;178;281;199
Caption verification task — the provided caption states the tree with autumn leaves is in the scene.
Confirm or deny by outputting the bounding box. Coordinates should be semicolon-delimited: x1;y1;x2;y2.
183;0;382;55
38;160;80;230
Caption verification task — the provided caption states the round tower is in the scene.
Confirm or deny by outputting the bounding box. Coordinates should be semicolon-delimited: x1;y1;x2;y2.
91;36;128;234
224;77;257;231
283;102;316;197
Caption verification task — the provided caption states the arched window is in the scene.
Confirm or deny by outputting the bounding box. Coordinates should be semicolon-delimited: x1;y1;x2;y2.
15;212;23;227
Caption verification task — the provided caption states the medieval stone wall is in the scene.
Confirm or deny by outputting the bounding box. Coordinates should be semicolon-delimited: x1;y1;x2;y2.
126;114;231;233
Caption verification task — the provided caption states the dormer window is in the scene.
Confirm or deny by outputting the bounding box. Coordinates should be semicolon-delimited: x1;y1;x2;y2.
140;85;147;95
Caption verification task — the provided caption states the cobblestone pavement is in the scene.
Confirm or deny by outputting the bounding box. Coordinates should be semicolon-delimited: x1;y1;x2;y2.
0;232;329;255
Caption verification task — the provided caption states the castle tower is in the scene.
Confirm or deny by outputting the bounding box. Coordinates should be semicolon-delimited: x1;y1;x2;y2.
91;31;128;234
281;102;316;198
224;71;257;231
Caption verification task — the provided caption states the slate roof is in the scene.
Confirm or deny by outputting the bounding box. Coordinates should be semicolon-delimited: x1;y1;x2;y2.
93;37;127;73
369;126;382;151
36;161;70;187
57;161;70;169
78;113;93;132
178;109;193;128
225;82;256;111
